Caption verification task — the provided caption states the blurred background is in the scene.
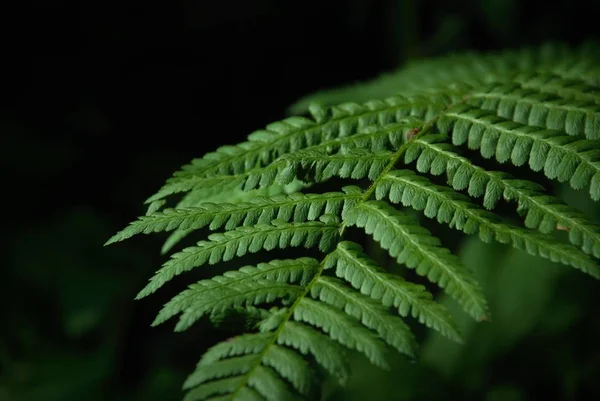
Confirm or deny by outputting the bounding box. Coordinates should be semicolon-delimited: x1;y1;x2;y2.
2;1;600;400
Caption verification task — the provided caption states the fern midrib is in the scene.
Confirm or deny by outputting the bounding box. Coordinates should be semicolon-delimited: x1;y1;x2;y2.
224;102;460;399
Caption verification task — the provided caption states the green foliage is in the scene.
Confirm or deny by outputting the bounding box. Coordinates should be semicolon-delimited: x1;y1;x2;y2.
107;42;600;400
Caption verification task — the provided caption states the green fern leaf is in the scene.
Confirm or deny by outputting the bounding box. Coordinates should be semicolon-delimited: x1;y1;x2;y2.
326;241;463;341
106;191;359;245
512;71;600;104
152;258;319;328
262;345;313;395
293;297;389;369
175;280;301;332
246;365;298;401
288;42;600;112
276;320;350;384
184;331;309;400
345;201;489;321
199;332;273;364
183;355;259;390
108;41;600;401
150;147;393;199
160;181;307;253
137;217;340;299
407;133;600;257
288;149;392;183
310;275;418;357
147;94;455;203
318;119;421;153
439;105;600;200
469;83;600;139
376;170;600;278
182;377;246;401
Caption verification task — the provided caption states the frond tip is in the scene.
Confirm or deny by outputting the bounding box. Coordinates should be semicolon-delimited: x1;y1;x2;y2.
107;41;600;401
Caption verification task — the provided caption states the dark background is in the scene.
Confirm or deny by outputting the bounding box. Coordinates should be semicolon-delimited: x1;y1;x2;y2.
2;1;600;400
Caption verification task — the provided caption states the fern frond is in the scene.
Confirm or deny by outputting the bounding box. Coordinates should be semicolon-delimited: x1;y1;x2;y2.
147;94;455;202
345;201;489;321
468;83;600;139
439;106;600;200
161;125;426;200
160;182;307;254
262;345;313;395
150;120;417;209
137;217;340;299
175;280;301;332
183;354;258;390
316;119;422;153
293;297;388;369
325;241;462;342
176;117;421;184
406;133;600;257
512;71;600;104
288;42;599;112
156;188;232;251
150;121;419;253
545;56;600;87
184;330;313;400
107;191;360;245
277;320;350;384
310;275;418;357
182;377;247;401
151;147;393;198
245;365;298;401
152;258;319;327
376;170;600;278
199;332;273;364
296;149;392;182
109;41;600;401
270;149;392;188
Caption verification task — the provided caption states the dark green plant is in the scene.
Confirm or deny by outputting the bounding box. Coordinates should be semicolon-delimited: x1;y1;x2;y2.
107;42;600;401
